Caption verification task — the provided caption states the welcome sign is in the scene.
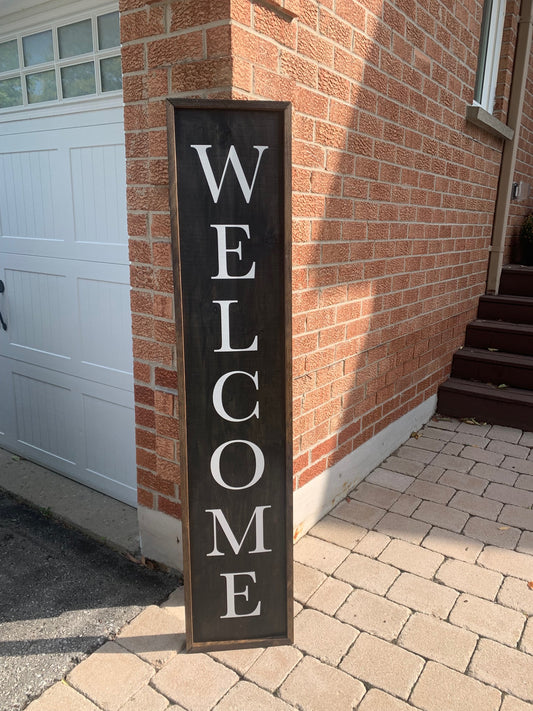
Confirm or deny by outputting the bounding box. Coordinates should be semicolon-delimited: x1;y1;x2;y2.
167;100;293;651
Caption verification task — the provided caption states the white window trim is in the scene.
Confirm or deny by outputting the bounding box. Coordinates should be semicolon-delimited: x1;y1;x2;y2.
473;0;506;114
0;2;121;114
0;0;115;32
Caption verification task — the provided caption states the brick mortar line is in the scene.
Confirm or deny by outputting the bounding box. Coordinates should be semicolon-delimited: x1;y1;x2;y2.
290;193;498;213
121;17;229;43
290;285;485;306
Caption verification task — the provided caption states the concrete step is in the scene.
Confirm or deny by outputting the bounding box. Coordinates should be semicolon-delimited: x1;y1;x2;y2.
499;264;533;297
465;319;533;356
478;294;533;325
437;378;533;430
451;346;533;390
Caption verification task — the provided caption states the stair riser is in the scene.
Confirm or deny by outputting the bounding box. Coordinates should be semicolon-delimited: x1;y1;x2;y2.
437;388;532;429
500;273;533;297
465;327;533;356
451;356;533;389
477;302;533;324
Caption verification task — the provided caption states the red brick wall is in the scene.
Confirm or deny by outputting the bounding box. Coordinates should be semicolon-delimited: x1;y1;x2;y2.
122;0;518;520
121;0;234;518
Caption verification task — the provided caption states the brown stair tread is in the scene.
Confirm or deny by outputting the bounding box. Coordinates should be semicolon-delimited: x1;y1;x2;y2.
465;319;533;355
439;377;533;404
438;378;533;429
468;319;533;334
480;294;533;305
501;264;533;274
477;294;533;325
455;346;533;367
465;320;533;355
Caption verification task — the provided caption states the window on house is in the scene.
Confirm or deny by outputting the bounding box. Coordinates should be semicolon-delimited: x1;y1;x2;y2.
0;10;121;110
474;0;506;113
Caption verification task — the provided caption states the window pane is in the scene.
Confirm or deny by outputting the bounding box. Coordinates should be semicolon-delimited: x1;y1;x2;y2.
23;30;53;66
97;12;120;50
61;61;96;98
26;69;57;103
58;19;93;58
100;56;122;92
474;0;505;113
0;40;19;72
0;77;22;108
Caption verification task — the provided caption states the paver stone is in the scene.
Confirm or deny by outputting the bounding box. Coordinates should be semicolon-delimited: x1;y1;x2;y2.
293;608;358;665
334;551;399;594
463;516;520;549
398;612;477;671
471;638;533;702
116;605;185;667
336;588;410;640
67;642;154;711
340;632;424;699
387;572;458;618
435;559;502;600
411;661;501;711
245;645;302;692
309;515;366;549
357;688;420;711
279;656;365;711
378;538;444;578
294;534;349;574
213;681;292;710
25;683;101;711
152;653;238;711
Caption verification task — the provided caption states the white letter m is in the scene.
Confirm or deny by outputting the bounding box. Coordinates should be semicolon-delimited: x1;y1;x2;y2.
205;506;272;556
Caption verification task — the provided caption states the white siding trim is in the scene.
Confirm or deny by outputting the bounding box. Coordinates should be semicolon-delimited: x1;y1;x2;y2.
293;395;437;541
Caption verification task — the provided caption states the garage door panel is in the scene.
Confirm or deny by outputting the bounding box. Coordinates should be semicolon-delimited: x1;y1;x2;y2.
13;369;76;464
82;391;136;507
0;117;127;253
1;256;132;389
0;148;63;240
71;143;127;245
5;267;71;359
1;256;76;373
78;277;133;378
0;355;12;439
0;356;136;505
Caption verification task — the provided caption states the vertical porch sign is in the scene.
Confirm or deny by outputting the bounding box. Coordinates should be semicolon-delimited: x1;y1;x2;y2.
167;100;293;651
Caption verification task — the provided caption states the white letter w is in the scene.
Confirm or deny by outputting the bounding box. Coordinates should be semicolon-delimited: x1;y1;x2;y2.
190;144;268;204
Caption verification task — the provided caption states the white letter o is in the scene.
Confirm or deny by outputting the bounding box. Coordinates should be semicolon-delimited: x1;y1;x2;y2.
210;440;265;490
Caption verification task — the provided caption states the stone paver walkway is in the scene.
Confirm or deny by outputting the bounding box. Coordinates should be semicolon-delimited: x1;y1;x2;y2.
26;417;533;711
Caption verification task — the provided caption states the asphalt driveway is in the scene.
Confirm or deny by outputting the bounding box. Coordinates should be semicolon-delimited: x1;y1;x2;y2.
0;491;180;711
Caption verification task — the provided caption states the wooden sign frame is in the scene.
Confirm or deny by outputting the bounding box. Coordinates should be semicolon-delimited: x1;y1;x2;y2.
167;99;293;651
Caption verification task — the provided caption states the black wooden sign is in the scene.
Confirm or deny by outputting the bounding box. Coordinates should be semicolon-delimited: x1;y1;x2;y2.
167;99;293;651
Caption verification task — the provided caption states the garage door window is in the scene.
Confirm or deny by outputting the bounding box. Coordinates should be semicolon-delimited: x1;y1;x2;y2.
0;10;121;110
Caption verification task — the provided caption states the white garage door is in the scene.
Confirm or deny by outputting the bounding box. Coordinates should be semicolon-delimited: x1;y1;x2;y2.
0;3;136;506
